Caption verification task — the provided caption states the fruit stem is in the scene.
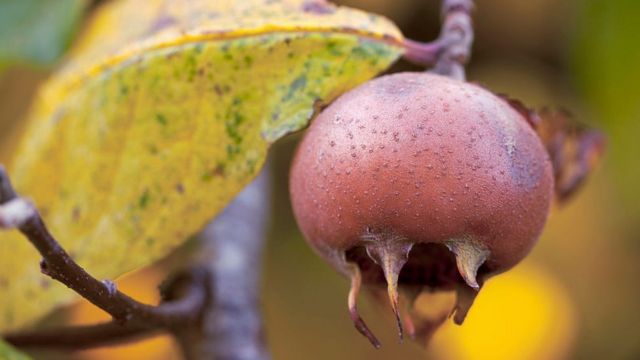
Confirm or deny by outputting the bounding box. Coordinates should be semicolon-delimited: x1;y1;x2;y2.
403;0;474;81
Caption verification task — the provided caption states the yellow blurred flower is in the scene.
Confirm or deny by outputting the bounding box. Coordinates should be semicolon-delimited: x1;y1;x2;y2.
429;261;576;360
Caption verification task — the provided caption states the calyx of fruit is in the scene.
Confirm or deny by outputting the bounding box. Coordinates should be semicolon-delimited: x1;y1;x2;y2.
289;72;603;347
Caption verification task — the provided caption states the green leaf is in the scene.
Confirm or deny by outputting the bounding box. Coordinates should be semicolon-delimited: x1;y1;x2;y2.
0;0;406;331
0;0;86;69
572;0;640;216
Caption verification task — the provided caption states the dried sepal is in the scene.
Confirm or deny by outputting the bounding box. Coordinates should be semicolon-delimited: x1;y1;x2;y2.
444;238;489;290
498;95;541;128
499;94;606;202
451;282;480;325
347;263;381;348
364;236;414;340
535;109;606;202
404;289;455;346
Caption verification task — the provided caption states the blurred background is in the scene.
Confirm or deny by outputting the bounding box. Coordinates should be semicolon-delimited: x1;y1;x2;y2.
1;0;638;359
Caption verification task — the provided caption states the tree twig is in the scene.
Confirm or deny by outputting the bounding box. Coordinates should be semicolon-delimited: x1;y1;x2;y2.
403;0;474;80
5;320;158;350
0;165;210;351
0;165;204;327
4;265;209;350
1;161;272;359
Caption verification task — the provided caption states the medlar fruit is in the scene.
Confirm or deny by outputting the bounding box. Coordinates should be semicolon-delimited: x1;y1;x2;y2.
290;72;557;347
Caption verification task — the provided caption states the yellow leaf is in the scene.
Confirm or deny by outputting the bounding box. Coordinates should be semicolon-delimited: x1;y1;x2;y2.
0;0;405;331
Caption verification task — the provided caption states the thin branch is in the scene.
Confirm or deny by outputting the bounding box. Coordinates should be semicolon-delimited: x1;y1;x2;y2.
4;321;157;350
4;265;209;350
1;160;271;359
0;166;194;326
0;165;210;351
403;0;474;80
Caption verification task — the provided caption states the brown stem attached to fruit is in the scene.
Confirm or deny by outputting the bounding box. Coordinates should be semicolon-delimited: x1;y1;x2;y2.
403;0;474;80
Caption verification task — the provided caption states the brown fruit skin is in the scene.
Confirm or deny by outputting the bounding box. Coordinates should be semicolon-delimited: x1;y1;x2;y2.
289;72;554;275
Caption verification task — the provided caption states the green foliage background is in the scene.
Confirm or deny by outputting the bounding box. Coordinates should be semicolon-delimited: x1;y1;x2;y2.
574;0;640;224
0;0;86;71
